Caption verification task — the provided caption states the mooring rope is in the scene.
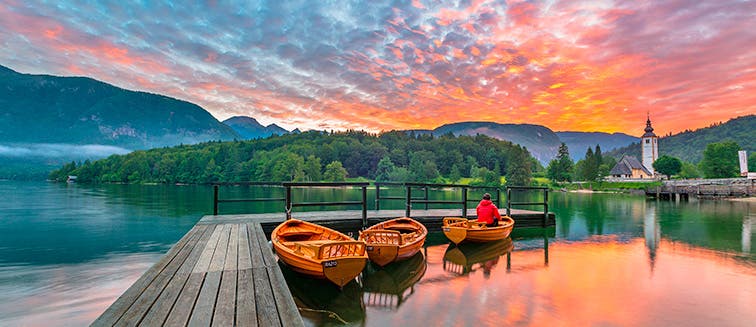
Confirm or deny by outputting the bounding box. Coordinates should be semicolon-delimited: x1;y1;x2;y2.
297;307;349;325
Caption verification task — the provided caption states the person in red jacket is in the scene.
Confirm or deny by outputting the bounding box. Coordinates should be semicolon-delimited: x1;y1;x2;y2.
476;193;501;227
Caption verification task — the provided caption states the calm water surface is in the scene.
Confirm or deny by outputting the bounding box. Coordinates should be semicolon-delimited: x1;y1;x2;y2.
0;182;753;326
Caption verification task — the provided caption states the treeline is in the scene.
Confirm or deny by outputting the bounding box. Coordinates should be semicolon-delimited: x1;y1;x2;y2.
49;130;534;185
546;143;616;182
546;140;753;182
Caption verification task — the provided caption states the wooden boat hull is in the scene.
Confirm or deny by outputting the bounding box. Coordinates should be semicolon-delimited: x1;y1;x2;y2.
442;216;515;244
359;217;427;267
272;219;367;287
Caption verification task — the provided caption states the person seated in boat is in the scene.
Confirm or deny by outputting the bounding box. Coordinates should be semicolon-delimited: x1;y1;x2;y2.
476;193;501;227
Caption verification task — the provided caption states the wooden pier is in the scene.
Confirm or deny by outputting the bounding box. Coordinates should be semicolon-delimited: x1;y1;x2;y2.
93;207;553;326
92;221;303;327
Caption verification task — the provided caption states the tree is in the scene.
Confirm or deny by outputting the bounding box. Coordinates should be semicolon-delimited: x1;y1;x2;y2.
679;162;700;179
546;143;574;182
653;155;682;178
323;161;348;181
448;164;462;182
699;141;741;178
302;155;322;181
506;148;531;186
374;157;396;182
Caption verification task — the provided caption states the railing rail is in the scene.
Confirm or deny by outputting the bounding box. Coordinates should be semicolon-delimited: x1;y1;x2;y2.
506;186;549;227
375;182;500;218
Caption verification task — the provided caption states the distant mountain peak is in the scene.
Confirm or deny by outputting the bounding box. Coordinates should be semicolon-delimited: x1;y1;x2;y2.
222;116;289;139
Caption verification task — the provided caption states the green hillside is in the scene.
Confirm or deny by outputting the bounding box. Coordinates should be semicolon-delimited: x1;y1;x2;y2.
0;65;239;148
606;115;755;163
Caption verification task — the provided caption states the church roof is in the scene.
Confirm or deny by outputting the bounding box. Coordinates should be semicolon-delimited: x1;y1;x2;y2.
642;116;656;138
610;155;652;176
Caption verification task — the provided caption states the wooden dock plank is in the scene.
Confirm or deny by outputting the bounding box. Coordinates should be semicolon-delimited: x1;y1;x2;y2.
115;225;209;326
91;225;203;327
247;224;265;269
139;224;215;326
162;272;205;327
212;224;239;327
253;223;275;267
267;265;304;327
188;224;231;327
238;223;253;270
192;226;224;273
253;267;281;326
236;268;257;327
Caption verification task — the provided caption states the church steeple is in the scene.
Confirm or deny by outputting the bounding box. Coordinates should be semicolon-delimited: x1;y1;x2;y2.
643;114;656;137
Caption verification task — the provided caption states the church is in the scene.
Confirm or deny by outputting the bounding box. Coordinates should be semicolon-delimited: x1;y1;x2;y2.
609;116;658;179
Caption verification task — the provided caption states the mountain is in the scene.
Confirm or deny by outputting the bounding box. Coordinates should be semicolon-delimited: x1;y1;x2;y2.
222;116;288;139
555;132;638;161
0;65;239;148
429;122;561;165
606;115;755;163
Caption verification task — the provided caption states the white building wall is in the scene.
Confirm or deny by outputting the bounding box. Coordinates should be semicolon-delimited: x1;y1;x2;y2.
642;136;657;176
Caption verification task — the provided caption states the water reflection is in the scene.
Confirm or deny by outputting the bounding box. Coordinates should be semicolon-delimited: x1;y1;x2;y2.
362;252;427;310
278;261;366;326
443;238;514;276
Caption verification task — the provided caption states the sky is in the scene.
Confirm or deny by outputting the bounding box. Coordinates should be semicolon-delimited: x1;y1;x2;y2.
1;0;754;135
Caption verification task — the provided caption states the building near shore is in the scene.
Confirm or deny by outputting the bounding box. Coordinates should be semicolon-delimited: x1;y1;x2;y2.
609;115;658;180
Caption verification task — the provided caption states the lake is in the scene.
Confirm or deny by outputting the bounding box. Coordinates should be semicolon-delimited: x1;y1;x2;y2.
0;181;753;326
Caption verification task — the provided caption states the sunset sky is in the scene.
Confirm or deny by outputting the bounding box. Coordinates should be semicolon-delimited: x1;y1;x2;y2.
1;0;754;135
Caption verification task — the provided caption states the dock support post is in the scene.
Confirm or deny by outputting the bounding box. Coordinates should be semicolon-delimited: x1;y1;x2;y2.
543;189;549;227
424;186;429;210
361;186;367;228
213;184;219;215
496;188;501;208
285;186;292;220
506;187;511;217
462;187;468;218
405;186;412;217
375;184;381;211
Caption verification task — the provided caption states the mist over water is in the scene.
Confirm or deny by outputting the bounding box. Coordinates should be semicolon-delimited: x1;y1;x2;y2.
0;143;131;159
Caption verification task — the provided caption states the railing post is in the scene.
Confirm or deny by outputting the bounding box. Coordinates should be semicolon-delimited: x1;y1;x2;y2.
213;184;219;215
361;186;367;228
405;185;412;217
543;189;549;227
375;184;381;211
285;185;292;220
506;187;511;217
496;188;501;208
462;187;468;218
424;186;429;210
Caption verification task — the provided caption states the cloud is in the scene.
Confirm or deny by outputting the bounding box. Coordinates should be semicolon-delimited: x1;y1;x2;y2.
0;0;753;135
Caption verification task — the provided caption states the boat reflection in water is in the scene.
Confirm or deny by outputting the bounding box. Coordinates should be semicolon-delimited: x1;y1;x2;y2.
277;261;365;326
443;238;514;276
362;252;427;310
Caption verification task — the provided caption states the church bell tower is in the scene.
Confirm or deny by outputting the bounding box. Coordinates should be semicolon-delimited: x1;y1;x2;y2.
641;114;658;176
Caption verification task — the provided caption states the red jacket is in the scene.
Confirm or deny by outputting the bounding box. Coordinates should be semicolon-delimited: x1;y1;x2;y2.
476;200;501;225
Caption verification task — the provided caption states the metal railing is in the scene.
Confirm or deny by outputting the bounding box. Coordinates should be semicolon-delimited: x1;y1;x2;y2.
213;182;284;215
506;186;549;227
375;182;501;218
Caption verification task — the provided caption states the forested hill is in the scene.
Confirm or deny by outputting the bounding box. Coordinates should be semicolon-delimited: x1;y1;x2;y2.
0;65;239;148
606;115;755;163
49;131;534;185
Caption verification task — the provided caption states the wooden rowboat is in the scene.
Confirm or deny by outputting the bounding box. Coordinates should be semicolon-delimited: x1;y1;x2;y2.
441;216;515;244
359;217;428;267
271;219;367;287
